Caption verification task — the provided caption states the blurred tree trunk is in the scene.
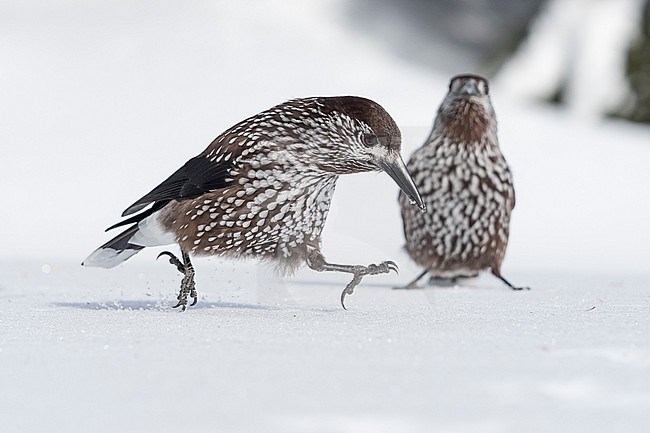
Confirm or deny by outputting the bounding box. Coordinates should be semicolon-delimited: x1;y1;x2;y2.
622;0;650;123
493;0;647;123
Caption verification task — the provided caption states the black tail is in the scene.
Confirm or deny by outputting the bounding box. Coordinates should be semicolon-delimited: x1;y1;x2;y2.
82;224;144;268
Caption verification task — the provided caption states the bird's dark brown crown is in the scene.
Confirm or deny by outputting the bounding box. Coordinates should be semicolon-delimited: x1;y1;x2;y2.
449;74;489;94
319;96;401;150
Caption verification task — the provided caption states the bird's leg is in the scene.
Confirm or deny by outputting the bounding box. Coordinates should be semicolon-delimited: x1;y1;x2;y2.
157;250;198;311
491;269;529;291
181;251;198;307
393;269;429;290
307;251;398;310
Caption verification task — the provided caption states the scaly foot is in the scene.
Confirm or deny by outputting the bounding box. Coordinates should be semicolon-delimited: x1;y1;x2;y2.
340;260;398;310
157;251;198;311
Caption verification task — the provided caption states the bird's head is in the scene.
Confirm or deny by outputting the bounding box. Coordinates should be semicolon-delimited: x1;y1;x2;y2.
436;74;496;143
310;96;425;211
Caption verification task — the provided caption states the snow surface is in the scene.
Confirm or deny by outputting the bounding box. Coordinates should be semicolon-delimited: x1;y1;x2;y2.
1;1;649;432
2;261;649;433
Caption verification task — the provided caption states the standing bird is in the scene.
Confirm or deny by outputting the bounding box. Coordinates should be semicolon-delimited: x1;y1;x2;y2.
83;96;425;310
399;75;526;290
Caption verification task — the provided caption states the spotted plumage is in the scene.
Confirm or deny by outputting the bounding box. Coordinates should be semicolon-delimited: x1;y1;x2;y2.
399;75;526;290
84;96;425;309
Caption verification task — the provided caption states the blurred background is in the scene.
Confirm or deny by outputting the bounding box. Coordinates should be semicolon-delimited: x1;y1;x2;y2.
1;0;649;277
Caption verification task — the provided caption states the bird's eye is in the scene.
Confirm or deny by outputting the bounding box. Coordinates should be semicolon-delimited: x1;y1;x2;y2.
483;82;489;95
362;133;379;147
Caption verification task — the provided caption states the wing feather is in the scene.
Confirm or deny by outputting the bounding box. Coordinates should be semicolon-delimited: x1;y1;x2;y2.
121;155;234;217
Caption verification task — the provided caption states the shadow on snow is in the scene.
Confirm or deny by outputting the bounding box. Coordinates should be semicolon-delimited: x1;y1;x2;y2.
51;300;339;313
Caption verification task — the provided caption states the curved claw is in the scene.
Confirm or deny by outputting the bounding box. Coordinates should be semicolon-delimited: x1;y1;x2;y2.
156;251;186;274
172;301;187;312
384;261;399;275
190;296;198;307
157;251;175;261
340;274;363;310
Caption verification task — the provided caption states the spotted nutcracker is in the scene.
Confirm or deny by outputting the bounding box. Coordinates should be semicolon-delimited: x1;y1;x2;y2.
398;75;527;290
83;96;425;309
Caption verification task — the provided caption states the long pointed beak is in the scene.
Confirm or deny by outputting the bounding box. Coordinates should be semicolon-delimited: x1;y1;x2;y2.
378;153;426;212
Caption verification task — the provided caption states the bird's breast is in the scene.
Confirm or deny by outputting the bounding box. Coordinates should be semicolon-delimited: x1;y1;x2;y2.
409;139;512;199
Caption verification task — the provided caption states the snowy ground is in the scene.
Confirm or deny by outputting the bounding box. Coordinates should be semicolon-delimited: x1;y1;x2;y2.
1;1;650;432
2;261;649;433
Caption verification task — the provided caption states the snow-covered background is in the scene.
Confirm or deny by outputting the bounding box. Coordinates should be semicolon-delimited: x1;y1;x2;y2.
1;1;649;432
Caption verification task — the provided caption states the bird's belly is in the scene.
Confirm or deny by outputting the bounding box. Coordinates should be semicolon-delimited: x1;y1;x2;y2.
403;164;512;272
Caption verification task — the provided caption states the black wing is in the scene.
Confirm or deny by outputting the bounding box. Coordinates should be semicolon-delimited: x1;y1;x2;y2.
121;155;234;217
